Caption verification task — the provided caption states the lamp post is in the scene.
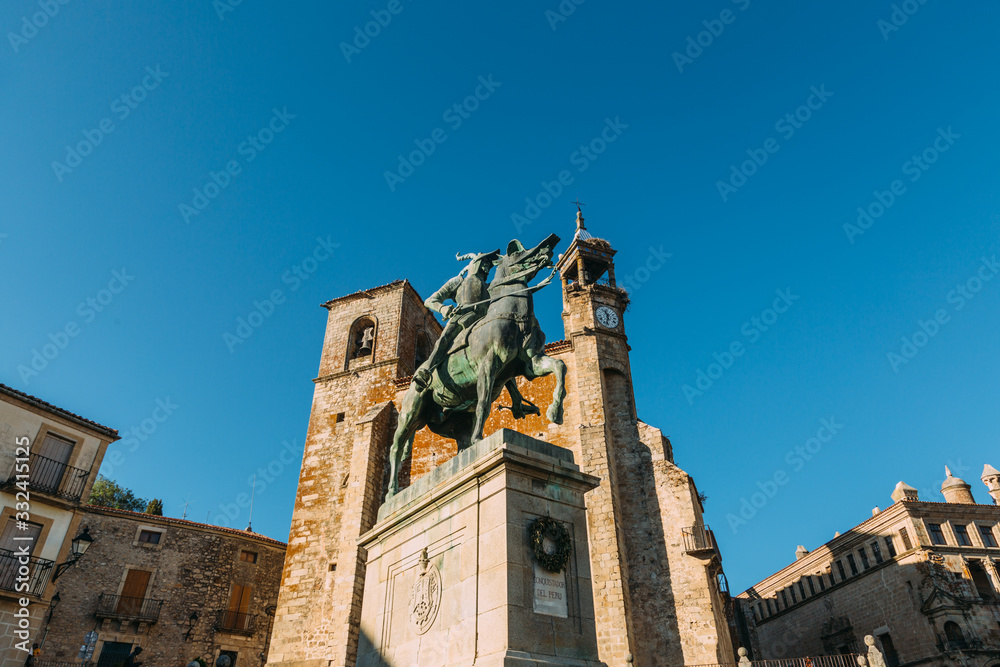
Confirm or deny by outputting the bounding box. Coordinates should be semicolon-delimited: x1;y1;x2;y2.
52;527;94;581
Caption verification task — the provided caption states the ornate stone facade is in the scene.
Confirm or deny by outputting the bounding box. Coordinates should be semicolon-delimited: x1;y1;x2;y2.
738;469;1000;667
267;221;737;666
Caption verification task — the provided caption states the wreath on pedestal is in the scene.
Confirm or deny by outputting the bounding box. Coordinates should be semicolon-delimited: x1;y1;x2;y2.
530;516;572;573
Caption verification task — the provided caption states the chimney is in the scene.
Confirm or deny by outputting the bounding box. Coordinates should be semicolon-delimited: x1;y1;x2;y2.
891;481;919;503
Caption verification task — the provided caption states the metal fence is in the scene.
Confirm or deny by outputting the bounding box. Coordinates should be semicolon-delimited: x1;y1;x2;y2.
691;655;861;667
0;548;53;596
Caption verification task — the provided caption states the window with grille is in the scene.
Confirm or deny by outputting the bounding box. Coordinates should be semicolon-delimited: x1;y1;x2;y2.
239;550;258;563
847;554;859;576
871;540;883;564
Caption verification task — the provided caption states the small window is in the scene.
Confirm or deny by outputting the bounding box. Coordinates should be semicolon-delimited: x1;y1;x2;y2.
927;523;947;545
329;563;337;572
871;540;883;564
766;599;773;615
836;560;847;582
847;554;859;576
239;550;258;563
818;574;826;591
138;530;161;545
807;576;816;595
900;528;912;551
885;536;897;558
858;548;871;570
780;589;788;608
978;524;999;548
953;524;972;547
334;412;345;424
798;580;806;599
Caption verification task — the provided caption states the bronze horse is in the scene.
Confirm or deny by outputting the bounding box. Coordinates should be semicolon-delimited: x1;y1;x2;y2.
386;234;567;500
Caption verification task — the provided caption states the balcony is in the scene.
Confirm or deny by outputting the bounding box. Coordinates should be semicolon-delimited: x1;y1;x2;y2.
0;548;53;596
214;609;257;635
4;453;91;503
95;593;163;623
683;524;719;557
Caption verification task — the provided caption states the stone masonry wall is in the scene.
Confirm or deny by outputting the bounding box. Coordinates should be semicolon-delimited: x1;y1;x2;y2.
39;506;285;665
269;271;735;666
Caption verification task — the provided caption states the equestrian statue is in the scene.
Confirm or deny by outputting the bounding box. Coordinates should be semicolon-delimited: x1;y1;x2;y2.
385;233;567;501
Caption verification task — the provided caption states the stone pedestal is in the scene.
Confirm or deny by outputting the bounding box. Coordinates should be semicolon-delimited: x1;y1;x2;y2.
357;429;605;667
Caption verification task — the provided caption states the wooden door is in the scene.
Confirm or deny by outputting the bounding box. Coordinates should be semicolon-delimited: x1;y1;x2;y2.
116;569;151;615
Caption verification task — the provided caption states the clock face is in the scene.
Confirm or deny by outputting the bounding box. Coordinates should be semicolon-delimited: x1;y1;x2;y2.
595;306;619;329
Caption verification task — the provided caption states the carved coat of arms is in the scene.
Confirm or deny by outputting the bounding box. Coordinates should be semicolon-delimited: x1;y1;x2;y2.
408;548;442;634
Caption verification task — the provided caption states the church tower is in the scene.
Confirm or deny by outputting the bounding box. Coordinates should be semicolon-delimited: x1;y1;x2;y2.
555;207;735;666
268;211;737;666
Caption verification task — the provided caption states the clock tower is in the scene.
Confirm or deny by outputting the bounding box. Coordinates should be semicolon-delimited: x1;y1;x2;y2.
555;207;734;666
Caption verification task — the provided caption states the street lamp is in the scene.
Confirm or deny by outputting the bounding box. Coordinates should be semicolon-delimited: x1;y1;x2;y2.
184;611;199;642
53;527;94;581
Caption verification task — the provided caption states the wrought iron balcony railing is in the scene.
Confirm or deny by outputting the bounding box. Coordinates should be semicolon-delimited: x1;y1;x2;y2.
682;524;718;556
4;453;91;502
95;593;164;622
214;609;257;634
0;548;53;596
690;654;861;667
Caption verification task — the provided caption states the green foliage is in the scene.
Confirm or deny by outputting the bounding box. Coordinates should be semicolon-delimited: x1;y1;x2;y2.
145;498;163;516
88;475;148;513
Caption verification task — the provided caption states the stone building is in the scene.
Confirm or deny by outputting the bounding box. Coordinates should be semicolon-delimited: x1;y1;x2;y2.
0;383;119;666
38;505;286;666
267;215;737;666
738;466;1000;667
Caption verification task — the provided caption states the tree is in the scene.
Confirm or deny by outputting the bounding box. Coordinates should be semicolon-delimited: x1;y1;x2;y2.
88;475;148;512
145;498;163;516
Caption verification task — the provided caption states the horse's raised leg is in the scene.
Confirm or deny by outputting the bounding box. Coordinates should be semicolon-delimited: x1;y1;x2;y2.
386;386;427;501
527;353;567;424
471;356;500;443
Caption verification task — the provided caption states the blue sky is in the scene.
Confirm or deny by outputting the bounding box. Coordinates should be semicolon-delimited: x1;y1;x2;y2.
2;1;999;592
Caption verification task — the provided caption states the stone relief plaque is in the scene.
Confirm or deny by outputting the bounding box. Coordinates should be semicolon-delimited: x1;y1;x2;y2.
533;561;568;617
408;548;442;634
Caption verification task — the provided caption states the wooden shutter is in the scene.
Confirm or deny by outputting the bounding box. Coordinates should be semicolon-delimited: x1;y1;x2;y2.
228;584;252;613
35;433;74;491
225;584;252;630
0;518;42;554
117;569;151;615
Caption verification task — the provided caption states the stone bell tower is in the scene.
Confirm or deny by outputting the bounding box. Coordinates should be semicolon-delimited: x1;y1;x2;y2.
554;207;735;666
267;212;737;667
